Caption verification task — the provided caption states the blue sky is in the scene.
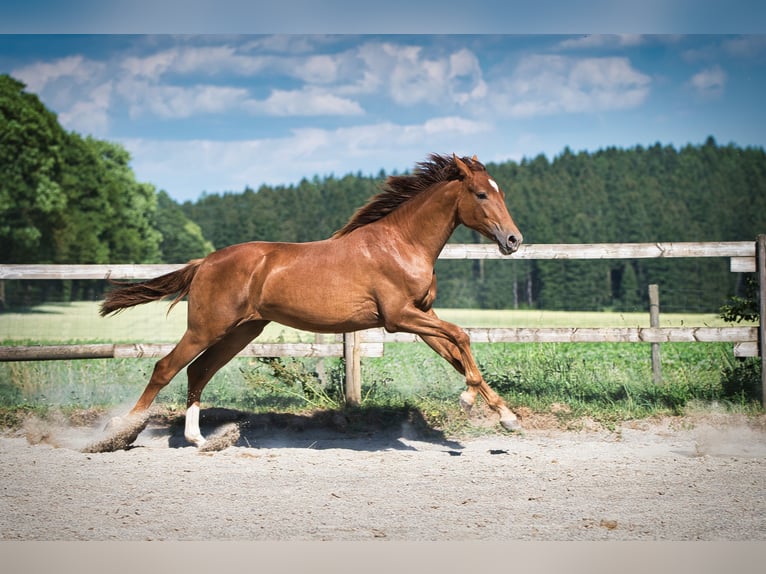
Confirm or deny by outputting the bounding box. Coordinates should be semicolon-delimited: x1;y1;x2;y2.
1;6;765;202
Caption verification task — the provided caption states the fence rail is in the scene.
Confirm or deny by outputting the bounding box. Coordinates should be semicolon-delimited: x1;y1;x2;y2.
0;241;757;279
1;239;764;405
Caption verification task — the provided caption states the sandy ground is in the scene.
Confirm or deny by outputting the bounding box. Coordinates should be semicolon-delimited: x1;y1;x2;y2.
1;408;765;541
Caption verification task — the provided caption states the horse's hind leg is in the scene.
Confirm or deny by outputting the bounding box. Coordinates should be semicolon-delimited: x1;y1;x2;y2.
97;330;212;449
129;330;212;415
183;320;269;446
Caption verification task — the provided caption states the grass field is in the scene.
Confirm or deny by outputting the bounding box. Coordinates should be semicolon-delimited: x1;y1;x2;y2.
0;301;761;430
0;300;735;344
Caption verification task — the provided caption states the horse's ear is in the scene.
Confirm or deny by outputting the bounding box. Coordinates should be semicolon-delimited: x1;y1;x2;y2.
471;154;478;162
453;153;473;179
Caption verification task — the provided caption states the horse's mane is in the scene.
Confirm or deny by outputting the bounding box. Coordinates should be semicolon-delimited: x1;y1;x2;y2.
332;153;486;238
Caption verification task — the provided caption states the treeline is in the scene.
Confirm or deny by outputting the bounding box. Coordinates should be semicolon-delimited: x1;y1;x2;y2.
482;141;766;312
2;74;765;312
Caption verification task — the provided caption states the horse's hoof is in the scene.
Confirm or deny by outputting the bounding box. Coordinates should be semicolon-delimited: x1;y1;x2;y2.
83;412;149;453
198;423;240;452
185;434;207;448
500;415;522;432
459;391;475;413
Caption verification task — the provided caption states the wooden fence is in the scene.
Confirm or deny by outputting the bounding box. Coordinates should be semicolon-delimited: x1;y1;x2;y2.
1;239;764;405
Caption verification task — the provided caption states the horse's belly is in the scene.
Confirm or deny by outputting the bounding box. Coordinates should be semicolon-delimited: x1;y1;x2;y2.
254;267;381;333
261;299;381;333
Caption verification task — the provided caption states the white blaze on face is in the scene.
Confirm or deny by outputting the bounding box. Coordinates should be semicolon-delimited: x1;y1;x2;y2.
488;179;500;193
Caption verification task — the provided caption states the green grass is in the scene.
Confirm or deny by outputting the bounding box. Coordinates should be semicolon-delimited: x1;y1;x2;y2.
0;301;313;344
0;301;735;344
0;302;761;432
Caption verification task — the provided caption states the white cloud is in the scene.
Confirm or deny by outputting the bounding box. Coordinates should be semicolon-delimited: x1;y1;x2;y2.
121;45;268;79
490;55;651;118
11;38;494;134
689;65;727;97
114;41;364;117
293;54;341;84
353;42;488;107
119;81;252;119
326;116;492;154
59;81;113;136
247;87;364;116
121;49;178;79
118;78;364;119
448;49;488;104
12;55;112;134
12;55;100;93
420;116;491;135
118;40;352;85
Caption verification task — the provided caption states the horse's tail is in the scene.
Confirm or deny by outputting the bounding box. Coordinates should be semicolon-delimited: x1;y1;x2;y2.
100;259;204;317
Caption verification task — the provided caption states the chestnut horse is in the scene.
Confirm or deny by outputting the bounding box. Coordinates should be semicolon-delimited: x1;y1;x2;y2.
101;153;523;447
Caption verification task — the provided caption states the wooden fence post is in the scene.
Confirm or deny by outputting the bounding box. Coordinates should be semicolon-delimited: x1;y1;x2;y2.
344;331;362;406
649;284;662;384
757;235;766;406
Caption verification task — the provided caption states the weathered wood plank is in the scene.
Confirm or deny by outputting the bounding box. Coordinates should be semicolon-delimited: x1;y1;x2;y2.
0;242;757;279
730;256;756;273
0;326;755;362
0;344;116;361
0;341;385;361
734;342;759;357
361;326;757;344
439;242;755;260
114;342;350;358
0;264;184;280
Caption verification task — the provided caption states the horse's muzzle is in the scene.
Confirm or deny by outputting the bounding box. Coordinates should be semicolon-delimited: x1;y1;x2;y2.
497;232;522;255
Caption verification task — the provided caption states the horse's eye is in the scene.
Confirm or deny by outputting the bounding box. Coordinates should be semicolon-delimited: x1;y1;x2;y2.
476;192;488;200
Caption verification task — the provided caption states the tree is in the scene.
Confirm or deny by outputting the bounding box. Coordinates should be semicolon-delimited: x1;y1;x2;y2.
0;75;68;263
87;138;162;263
1;76;165;266
0;75;178;306
155;190;214;262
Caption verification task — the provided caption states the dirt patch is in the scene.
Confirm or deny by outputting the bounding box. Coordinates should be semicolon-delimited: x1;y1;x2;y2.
80;412;151;453
1;408;765;541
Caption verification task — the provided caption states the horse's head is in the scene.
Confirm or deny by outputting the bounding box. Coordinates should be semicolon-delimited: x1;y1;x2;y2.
453;154;523;255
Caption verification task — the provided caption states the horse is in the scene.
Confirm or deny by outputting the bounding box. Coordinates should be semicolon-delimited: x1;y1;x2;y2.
100;153;524;448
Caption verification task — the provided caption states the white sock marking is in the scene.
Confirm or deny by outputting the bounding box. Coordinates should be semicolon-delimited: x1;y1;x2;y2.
184;404;206;447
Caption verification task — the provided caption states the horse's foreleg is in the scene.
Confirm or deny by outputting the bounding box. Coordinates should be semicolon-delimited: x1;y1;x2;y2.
397;309;521;431
417;334;475;410
184;321;269;447
475;380;521;431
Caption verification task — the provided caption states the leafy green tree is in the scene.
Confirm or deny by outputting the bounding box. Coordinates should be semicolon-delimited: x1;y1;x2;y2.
87;138;162;263
55;132;116;264
155;190;214;262
0;74;68;263
0;75;177;305
1;76;165;266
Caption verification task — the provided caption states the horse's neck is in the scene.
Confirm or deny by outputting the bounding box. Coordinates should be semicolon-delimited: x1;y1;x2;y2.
382;181;459;261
